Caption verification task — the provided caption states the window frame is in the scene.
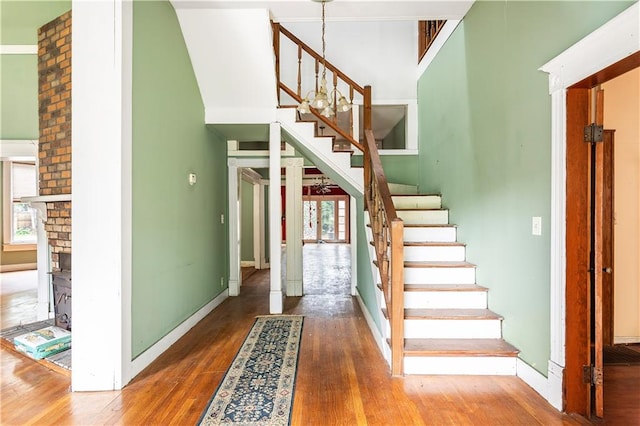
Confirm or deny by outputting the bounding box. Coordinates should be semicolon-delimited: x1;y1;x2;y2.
2;159;38;250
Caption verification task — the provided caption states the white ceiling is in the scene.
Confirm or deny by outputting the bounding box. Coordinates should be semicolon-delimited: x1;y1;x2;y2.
171;0;474;22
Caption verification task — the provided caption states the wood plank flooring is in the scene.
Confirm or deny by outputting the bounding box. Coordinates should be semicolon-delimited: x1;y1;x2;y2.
0;254;634;425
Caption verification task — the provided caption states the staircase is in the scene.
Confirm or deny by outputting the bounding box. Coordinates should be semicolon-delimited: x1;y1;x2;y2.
368;190;519;375
272;20;519;376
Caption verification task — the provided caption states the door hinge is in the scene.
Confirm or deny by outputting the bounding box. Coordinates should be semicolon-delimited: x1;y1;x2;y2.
584;123;604;144
582;365;603;386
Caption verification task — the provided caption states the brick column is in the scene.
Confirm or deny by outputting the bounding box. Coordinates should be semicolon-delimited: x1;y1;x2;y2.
38;11;72;270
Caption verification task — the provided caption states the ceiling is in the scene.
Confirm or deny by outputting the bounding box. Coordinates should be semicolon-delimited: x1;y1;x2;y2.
171;0;474;22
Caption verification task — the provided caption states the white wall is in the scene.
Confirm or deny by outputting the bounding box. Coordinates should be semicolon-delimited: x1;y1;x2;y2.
282;20;417;102
602;67;640;342
173;7;278;124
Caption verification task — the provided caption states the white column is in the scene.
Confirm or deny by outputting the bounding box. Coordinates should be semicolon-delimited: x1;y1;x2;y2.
284;158;303;296
227;158;241;296
547;82;567;411
72;0;132;390
32;203;51;320
253;182;262;268
269;123;283;313
259;180;269;268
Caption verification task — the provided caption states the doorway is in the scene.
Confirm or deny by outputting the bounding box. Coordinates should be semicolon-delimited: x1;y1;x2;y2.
565;55;640;419
302;196;350;244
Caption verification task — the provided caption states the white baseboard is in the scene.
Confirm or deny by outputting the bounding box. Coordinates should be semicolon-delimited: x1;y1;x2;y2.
0;262;37;272
614;336;640;344
516;358;549;400
355;291;388;364
130;289;229;379
240;261;255;267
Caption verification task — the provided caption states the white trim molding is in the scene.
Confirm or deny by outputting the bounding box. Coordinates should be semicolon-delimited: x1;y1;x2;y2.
131;289;228;378
537;2;639;411
71;0;133;391
0;45;37;55
228;157;270;296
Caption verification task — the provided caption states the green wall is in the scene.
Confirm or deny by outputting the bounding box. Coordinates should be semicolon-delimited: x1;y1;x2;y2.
417;1;634;374
241;178;254;262
355;196;380;330
1;55;38;139
382;116;406;150
0;0;70;139
351;155;419;187
131;1;228;358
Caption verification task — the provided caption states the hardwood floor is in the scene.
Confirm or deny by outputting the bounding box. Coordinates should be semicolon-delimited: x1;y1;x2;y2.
0;253;620;424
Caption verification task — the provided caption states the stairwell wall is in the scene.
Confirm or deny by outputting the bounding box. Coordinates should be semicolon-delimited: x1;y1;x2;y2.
131;1;228;358
417;1;634;375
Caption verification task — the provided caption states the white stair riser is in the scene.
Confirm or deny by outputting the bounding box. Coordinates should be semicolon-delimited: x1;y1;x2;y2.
403;319;502;339
404;245;465;262
397;210;449;225
404;267;475;284
403;227;457;243
392;196;441;210
404;291;487;309
404;356;517;375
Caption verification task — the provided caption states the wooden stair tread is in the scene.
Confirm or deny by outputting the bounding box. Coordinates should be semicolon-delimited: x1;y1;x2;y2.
403;241;465;247
369;241;465;248
377;283;487;292
382;308;502;320
405;308;502;320
404;261;475;268
396;208;447;212
402;223;457;228
404;284;488;292
403;338;519;356
391;193;441;197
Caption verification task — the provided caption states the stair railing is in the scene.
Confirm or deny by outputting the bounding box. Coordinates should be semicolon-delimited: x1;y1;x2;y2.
273;22;405;376
418;20;447;62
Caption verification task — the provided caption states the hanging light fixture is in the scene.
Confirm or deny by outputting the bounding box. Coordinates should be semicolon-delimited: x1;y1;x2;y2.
298;0;352;118
313;176;332;194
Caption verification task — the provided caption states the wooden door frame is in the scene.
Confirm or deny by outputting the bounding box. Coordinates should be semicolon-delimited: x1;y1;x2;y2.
540;4;638;414
302;195;350;243
564;55;639;415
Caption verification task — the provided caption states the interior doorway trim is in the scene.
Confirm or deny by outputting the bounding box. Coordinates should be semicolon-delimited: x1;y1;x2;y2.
539;2;639;412
228;157;269;296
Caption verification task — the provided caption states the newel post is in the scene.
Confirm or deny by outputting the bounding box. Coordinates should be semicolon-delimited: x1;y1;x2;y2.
391;218;404;376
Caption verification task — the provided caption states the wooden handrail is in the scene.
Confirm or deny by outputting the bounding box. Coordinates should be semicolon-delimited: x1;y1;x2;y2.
418;20;447;62
274;22;404;376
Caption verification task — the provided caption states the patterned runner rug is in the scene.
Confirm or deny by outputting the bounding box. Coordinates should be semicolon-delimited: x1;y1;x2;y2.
198;315;304;425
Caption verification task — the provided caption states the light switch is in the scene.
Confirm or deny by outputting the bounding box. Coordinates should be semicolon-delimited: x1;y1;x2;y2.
220;214;225;224
188;173;197;186
532;217;542;236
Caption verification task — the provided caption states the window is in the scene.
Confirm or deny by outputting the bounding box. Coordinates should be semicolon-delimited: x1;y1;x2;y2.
3;161;38;245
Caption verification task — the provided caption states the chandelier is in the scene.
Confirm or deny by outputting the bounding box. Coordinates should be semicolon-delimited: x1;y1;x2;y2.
297;0;352;118
313;176;332;194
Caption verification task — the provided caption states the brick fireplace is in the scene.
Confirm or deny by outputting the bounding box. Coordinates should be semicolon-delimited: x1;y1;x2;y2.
38;11;72;271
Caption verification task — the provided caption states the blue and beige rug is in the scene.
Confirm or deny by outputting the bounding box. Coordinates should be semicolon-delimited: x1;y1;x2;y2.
198;315;304;425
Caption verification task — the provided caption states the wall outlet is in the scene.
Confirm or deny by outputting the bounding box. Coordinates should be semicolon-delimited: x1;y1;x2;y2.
220;277;224;287
532;216;542;236
220;214;224;224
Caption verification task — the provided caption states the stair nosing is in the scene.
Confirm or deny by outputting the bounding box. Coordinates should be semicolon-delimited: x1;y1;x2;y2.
401;338;520;357
404;308;502;320
404;261;475;268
